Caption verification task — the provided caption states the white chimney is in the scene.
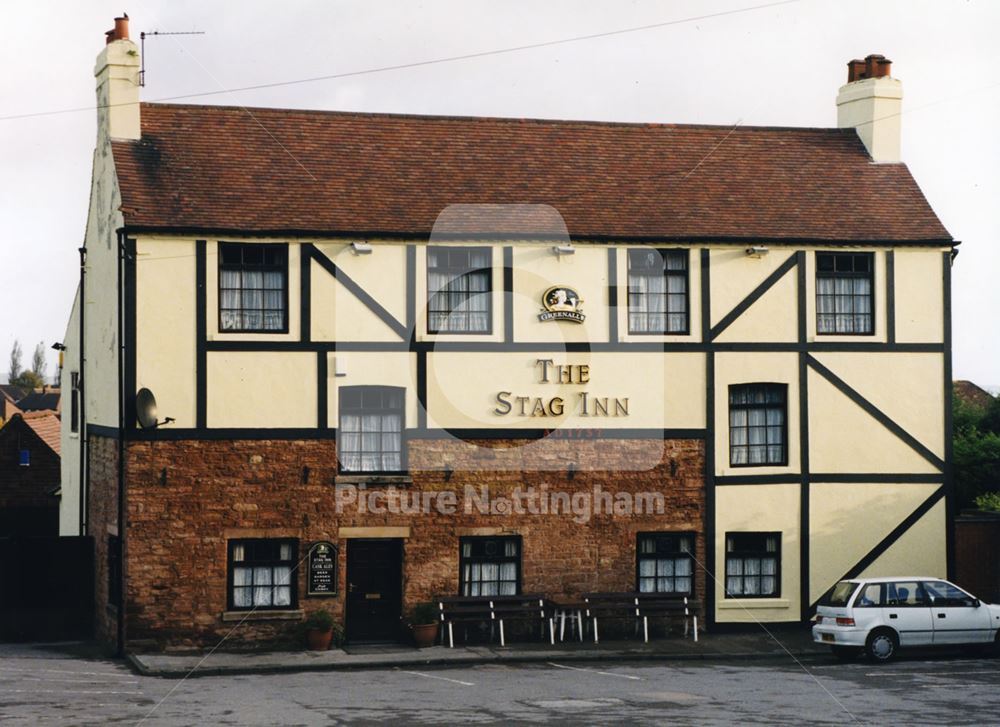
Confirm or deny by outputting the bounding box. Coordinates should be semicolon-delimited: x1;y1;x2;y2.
94;14;140;141
836;54;902;163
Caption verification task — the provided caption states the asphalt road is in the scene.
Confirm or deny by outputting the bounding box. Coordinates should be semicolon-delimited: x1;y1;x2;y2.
1;643;998;726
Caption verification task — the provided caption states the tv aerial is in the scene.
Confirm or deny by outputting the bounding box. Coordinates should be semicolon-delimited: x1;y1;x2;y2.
139;29;206;87
135;388;175;429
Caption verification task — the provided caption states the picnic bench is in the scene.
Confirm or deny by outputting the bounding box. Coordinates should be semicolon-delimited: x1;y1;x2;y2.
437;594;553;648
581;592;700;643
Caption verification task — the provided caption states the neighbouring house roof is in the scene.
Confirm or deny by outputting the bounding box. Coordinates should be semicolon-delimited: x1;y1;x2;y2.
16;390;60;414
111;103;954;243
21;411;60;456
954;380;996;411
0;384;27;403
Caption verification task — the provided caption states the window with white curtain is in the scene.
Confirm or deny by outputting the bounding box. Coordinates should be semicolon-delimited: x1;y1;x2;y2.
725;532;780;598
219;243;288;332
729;383;787;467
816;252;873;335
427;247;492;334
637;533;694;594
627;249;689;334
228;539;297;610
338;386;405;473
460;536;520;596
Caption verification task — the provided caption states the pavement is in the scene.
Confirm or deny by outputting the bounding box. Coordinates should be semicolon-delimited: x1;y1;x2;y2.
128;626;826;679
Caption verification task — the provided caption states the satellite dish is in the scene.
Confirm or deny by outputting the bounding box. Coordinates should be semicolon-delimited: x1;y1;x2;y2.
136;388;159;428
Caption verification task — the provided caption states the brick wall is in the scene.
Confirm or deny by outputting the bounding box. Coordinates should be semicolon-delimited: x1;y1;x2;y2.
119;436;704;650
88;435;120;647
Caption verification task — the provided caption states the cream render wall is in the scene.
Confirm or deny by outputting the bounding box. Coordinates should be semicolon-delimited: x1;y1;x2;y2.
205;240;301;342
715;484;801;622
327;352;419;429
206;351;317;428
803;248;888;343
809;483;941;602
714;352;800;477
426;351;705;430
59;287;82;536
135;237;197;428
893;249;945;343
857;500;947;579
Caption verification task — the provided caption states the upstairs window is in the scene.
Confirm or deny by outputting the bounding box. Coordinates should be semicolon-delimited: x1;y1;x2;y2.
627;249;689;334
427;247;492;334
228;539;297;610
816;252;873;335
729;384;787;467
725;532;780;598
338;386;405;473
637;533;694;594
219;243;288;333
460;536;520;596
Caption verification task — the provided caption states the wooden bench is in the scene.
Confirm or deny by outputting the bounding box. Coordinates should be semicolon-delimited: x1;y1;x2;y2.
582;592;700;643
437;594;553;647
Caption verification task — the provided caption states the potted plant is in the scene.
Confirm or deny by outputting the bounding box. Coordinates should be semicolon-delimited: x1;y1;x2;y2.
409;602;439;648
303;609;337;651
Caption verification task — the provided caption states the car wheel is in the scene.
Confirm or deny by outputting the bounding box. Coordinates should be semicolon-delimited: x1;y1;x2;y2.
866;629;898;663
831;645;860;661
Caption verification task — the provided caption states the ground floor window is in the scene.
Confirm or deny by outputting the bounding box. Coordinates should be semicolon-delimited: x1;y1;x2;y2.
228;539;298;610
460;536;520;596
636;532;694;594
725;532;780;598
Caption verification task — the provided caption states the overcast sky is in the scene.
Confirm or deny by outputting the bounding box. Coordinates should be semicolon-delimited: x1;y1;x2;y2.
1;0;997;387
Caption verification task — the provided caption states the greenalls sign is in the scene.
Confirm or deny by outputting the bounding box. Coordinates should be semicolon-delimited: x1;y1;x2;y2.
538;286;585;323
494;359;629;418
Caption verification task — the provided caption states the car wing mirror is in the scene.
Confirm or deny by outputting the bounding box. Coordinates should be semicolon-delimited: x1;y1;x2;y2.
972;598;981;608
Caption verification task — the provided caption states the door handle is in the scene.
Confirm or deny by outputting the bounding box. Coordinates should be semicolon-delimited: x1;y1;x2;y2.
937;613;946;619
348;583;356;593
889;614;897;619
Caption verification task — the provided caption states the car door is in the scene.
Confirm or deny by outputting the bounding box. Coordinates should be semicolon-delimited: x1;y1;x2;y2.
923;580;992;644
882;580;933;646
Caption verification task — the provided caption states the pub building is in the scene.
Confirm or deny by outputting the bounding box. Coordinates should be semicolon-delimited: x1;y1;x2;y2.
60;18;955;650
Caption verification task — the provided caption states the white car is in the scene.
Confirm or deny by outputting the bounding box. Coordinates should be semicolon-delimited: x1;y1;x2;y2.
813;576;1000;662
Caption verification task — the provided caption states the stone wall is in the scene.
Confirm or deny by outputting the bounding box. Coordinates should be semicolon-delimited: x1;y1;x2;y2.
119;436;704;650
88;435;120;647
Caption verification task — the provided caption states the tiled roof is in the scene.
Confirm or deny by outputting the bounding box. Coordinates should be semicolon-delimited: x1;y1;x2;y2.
954;380;996;411
0;384;27;403
17;390;60;413
22;412;60;456
111;103;953;243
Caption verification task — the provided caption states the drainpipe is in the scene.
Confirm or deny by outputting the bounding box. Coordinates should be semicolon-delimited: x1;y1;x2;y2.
116;229;127;658
78;245;87;536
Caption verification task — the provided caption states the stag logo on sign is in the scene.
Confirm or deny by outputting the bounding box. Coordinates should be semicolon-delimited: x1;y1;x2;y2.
539;286;585;323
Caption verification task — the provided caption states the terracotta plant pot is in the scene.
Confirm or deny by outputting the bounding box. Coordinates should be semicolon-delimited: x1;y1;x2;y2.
412;622;438;648
306;627;333;651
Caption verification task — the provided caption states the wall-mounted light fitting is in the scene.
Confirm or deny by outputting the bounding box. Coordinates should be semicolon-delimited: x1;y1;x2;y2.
51;342;66;351
551;244;575;256
351;241;373;255
745;246;769;258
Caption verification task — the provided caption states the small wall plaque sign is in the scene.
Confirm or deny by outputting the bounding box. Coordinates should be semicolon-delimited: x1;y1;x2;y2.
307;541;338;596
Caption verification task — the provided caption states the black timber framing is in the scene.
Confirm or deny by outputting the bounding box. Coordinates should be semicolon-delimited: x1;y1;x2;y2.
195;240;207;429
300;243;312;342
943;251;954;580
796;250;810;621
709;253;797;341
805;354;945;471
309;244;408;340
700;249;715;628
141;238;951;630
503;247;514;342
123;238;137;431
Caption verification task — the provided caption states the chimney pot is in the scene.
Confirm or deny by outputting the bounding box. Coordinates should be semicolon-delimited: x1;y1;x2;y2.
847;54;892;83
837;53;902;162
106;13;130;44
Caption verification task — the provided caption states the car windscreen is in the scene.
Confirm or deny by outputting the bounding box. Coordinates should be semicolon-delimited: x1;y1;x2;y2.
819;581;858;607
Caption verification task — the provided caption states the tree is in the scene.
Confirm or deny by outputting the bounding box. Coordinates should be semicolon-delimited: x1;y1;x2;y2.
8;340;45;391
30;341;46;381
8;340;23;383
953;389;1000;508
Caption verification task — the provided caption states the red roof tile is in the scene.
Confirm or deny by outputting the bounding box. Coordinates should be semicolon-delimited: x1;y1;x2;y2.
111;103;953;242
21;412;60;456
